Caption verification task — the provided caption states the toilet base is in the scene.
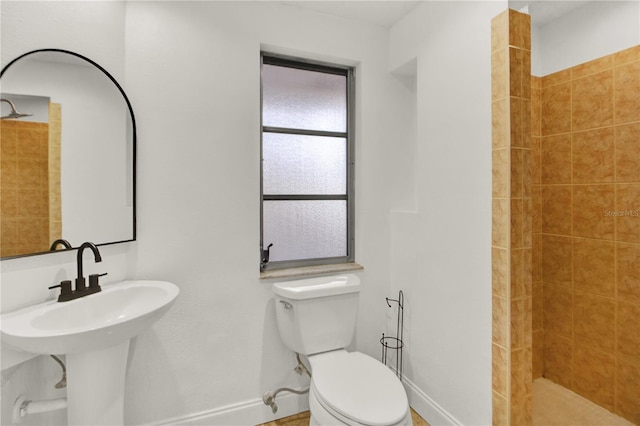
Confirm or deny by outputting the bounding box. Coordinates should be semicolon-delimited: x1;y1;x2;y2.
309;382;413;426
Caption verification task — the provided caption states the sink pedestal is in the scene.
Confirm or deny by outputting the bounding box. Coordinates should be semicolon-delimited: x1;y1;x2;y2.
66;340;130;425
1;280;179;425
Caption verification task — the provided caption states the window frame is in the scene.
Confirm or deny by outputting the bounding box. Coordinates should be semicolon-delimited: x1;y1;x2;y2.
260;52;355;271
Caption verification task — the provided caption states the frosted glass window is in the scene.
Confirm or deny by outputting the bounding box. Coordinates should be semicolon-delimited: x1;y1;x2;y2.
263;201;347;261
262;64;346;132
260;54;353;271
263;133;346;195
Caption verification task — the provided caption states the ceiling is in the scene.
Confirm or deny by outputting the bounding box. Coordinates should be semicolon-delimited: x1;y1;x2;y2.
279;0;592;28
279;1;422;27
510;1;591;26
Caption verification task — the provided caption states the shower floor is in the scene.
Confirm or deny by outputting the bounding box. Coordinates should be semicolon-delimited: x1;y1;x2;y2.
533;378;635;426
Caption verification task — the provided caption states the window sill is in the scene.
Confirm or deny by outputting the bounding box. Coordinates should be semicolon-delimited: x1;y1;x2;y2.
259;262;364;280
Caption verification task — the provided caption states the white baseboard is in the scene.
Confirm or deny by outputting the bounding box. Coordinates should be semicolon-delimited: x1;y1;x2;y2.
151;378;458;426
151;390;309;426
403;377;462;426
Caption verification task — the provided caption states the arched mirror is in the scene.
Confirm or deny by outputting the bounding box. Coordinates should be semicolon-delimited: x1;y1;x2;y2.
0;49;136;259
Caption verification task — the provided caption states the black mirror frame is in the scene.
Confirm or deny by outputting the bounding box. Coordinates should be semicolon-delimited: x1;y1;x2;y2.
0;48;137;259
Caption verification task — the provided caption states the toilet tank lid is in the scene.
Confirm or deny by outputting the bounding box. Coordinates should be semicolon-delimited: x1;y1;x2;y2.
272;274;360;300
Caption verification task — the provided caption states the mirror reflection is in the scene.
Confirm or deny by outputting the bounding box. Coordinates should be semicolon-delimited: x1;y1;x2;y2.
0;49;135;259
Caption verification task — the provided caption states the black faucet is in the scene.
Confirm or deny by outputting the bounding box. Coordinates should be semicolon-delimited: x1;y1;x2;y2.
75;242;102;293
48;242;107;302
49;239;72;251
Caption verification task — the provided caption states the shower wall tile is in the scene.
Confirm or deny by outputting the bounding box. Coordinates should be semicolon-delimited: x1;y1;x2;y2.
614;60;640;124
532;234;542;279
492;199;510;248
572;346;615;411
493;247;510;298
541;234;572;287
615;301;640;424
492;149;510;198
492;98;510;149
493;390;509;426
531;84;541;137
531;139;541;185
511;148;525;198
0;120;51;257
534;45;640;422
511;299;525;349
543;332;572;388
1;187;18;217
541;134;571;184
616;359;640;425
615;122;640;182
573;291;615;353
541;185;571;235
523;151;532;199
511;98;531;148
48;102;62;244
491;10;507;53
511;248;525;299
572;71;614;131
493;295;509;348
616;184;640;243
616;300;640;360
616;243;640;305
508;8;530;50
493;343;509;395
510;48;531;100
491;9;532;425
492;49;508;100
541;83;571;135
571;55;613;79
614;45;640;65
511;200;524;249
532;281;543;330
572;128;615;184
532;187;541;233
543;283;572;338
572;238;615;297
532;329;543;379
511;348;532;426
541;68;571;88
572;184;615;240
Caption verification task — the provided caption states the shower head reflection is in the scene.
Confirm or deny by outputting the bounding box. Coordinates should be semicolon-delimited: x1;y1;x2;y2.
0;98;32;120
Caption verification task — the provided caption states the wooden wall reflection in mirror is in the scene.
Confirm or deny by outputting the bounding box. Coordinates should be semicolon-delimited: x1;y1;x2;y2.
0;49;136;259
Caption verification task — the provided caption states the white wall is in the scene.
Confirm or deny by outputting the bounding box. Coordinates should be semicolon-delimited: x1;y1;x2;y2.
1;1;410;425
123;2;405;423
1;4;131;424
389;2;506;424
1;1;525;424
531;0;640;76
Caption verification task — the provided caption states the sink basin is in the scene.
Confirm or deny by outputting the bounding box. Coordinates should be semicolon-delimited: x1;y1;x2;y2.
1;280;179;425
1;280;179;354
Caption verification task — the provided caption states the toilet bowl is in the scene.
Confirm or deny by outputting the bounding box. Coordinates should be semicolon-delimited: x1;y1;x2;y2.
307;350;412;426
272;274;412;426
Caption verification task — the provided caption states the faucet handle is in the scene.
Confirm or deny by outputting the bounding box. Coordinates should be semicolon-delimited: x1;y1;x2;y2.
89;273;108;289
49;280;72;302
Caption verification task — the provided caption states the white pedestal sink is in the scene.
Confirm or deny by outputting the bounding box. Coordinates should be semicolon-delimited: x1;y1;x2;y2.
1;280;179;425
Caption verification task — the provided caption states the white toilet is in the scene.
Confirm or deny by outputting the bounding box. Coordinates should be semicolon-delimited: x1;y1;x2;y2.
273;274;413;426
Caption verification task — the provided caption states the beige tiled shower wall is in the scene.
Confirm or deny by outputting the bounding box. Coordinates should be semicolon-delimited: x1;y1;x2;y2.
491;9;533;426
49;103;62;244
531;45;640;424
1;120;51;257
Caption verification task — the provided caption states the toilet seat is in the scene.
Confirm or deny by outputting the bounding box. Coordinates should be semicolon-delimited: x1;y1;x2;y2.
308;350;409;426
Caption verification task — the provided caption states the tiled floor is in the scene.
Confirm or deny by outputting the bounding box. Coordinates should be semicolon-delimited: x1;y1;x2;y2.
259;408;429;426
533;378;635;426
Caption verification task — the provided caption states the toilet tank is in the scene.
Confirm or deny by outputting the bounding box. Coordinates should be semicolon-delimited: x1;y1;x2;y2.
272;274;360;356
